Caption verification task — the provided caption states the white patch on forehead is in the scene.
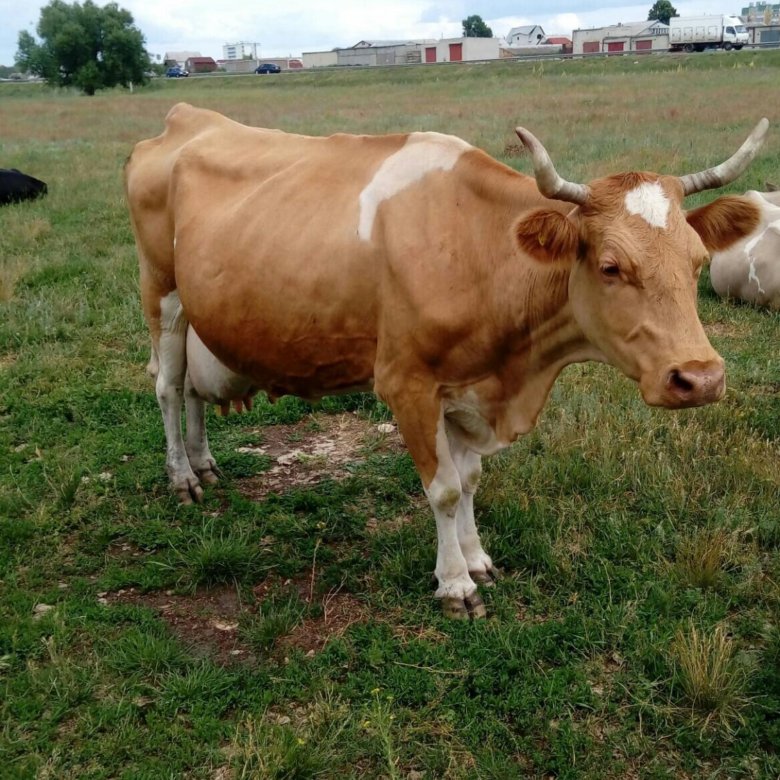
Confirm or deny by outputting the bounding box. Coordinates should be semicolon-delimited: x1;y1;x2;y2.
358;132;471;241
624;181;670;229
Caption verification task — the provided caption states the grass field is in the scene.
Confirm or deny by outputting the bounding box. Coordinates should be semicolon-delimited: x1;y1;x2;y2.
1;52;779;778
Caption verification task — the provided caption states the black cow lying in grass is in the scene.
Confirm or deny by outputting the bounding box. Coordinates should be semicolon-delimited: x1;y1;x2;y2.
0;168;47;205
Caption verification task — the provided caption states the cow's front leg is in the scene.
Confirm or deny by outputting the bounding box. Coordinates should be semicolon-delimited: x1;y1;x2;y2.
447;426;499;585
386;387;485;619
156;291;203;504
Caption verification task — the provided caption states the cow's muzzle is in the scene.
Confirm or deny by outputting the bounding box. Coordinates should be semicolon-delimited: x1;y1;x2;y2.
661;360;726;408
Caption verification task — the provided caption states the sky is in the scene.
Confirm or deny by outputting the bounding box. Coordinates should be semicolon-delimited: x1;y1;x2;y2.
0;0;748;66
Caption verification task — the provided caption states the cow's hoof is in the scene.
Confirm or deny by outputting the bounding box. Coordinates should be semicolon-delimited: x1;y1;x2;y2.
441;593;487;620
470;567;502;587
196;465;221;485
174;479;204;505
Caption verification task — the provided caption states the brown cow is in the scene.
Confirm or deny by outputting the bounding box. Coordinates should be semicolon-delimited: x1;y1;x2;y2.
125;104;767;618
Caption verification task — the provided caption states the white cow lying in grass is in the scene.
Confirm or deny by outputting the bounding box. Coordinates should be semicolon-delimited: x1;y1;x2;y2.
710;186;780;309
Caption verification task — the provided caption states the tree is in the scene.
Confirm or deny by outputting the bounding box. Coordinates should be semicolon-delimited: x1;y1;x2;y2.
647;0;678;25
16;0;150;95
462;15;493;38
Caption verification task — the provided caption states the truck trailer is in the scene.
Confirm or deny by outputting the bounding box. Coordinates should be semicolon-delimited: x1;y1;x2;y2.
668;15;749;52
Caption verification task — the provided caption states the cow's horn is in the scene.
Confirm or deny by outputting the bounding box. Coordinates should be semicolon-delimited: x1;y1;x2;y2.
679;117;769;196
515;127;589;205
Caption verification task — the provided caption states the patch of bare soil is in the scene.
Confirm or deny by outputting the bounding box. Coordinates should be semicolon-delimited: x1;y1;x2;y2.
279;588;370;655
108;585;253;665
108;578;371;665
238;412;405;499
105;413;408;664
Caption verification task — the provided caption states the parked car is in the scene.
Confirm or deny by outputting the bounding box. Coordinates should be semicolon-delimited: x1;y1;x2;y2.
165;67;189;78
254;63;281;74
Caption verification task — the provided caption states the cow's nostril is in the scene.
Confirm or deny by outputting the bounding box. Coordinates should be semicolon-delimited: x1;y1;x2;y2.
667;369;695;394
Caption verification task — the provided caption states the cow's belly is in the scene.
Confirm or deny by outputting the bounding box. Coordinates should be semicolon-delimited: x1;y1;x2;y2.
186;320;377;401
175;246;379;399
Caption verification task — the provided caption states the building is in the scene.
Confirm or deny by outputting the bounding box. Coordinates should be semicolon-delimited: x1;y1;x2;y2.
185;56;217;73
572;20;669;54
742;2;780;43
506;25;546;46
164;51;201;68
301;49;339;68
545;36;573;54
223;41;259;60
337;40;434;66
423;37;501;63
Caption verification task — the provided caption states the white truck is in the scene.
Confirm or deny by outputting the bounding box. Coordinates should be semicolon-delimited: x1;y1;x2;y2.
668;15;749;52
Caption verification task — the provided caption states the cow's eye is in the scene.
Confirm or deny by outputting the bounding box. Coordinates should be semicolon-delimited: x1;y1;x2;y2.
600;263;621;280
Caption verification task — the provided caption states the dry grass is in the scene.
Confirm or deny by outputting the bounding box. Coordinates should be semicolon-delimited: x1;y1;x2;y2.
670;622;753;734
673;527;732;590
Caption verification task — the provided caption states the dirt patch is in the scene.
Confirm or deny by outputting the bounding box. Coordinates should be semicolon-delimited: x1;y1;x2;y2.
107;578;371;665
238;412;405;499
108;585;253;665
278;588;370;655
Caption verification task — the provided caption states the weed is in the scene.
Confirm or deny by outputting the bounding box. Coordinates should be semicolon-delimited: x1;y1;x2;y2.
105;628;191;679
670;622;753;734
673;527;731;590
232;690;351;778
168;522;264;587
241;589;307;652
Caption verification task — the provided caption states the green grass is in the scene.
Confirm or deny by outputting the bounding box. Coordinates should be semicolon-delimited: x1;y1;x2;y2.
1;54;780;778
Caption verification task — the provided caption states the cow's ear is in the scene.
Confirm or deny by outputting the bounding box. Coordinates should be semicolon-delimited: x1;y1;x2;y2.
514;209;578;263
686;195;761;253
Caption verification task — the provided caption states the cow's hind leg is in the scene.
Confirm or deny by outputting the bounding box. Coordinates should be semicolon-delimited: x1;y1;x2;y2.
156;291;204;504
184;373;220;486
447;427;499;586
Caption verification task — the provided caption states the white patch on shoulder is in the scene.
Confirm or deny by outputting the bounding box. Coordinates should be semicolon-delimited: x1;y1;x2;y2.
624;181;670;229
358;132;471;241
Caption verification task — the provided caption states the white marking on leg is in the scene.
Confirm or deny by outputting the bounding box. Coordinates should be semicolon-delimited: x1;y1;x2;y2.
447;426;492;575
156;291;199;500
427;416;477;600
358;132;471;241
184;373;217;481
624;181;670;229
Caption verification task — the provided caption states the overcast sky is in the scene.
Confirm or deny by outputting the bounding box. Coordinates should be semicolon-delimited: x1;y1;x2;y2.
0;0;746;66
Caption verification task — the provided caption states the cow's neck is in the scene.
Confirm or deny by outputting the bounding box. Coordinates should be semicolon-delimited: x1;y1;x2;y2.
452;171;604;446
